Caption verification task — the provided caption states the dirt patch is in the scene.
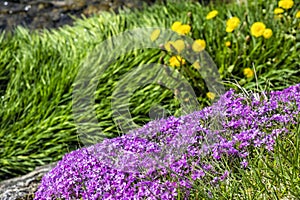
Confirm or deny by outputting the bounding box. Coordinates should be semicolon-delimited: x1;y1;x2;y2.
0;0;158;32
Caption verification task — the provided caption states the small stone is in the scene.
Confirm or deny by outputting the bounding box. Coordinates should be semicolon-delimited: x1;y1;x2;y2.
0;163;57;200
37;3;45;10
24;5;31;11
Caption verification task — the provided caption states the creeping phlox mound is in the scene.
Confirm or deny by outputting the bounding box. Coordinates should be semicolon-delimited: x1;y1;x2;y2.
35;84;300;200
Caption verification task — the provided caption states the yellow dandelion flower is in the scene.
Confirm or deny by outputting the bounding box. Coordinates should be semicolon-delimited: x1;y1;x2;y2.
172;40;185;53
171;21;182;32
192;61;201;70
226;17;240;33
206;92;216;100
171;21;191;35
206;10;218;20
296;11;300;18
150;29;160;41
263;28;273;39
164;41;173;51
250;22;266;37
192;39;206;52
274;8;284;14
164;40;185;53
278;0;294;10
177;24;191;35
225;41;231;47
243;68;254;78
169;55;186;67
226;27;234;33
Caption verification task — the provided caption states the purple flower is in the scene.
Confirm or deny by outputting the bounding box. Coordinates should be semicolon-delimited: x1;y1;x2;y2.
191;170;205;180
241;159;248;168
34;83;300;199
220;170;229;181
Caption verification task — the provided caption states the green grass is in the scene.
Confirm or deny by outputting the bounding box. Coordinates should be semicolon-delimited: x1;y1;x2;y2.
0;2;299;199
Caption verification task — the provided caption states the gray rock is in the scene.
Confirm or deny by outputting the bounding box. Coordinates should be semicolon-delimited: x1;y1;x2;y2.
0;162;57;200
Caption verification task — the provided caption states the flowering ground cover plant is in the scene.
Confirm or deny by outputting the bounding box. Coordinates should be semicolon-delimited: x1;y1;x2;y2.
35;83;300;199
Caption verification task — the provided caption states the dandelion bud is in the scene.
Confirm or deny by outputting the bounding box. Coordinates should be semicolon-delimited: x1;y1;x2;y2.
245;35;251;42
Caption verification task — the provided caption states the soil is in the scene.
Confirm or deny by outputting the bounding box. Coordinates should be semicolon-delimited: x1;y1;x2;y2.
0;0;160;33
0;0;219;33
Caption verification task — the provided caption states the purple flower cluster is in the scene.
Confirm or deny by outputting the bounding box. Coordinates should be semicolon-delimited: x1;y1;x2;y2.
34;84;300;199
